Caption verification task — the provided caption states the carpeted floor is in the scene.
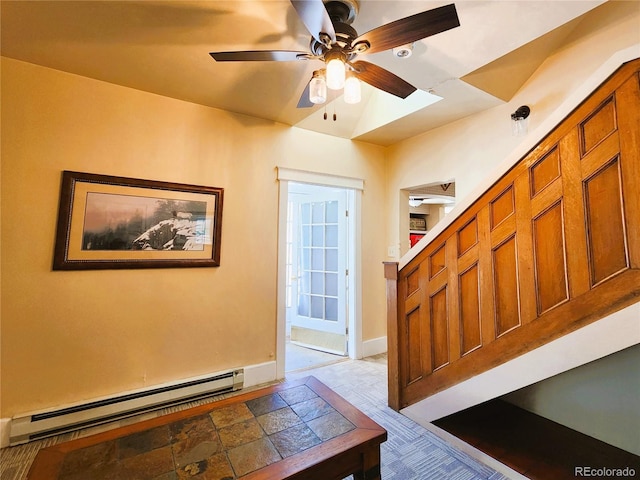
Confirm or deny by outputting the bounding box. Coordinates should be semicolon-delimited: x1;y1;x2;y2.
1;354;520;479
286;355;518;480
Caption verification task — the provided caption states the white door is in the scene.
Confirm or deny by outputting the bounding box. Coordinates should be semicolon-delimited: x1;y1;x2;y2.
288;184;348;355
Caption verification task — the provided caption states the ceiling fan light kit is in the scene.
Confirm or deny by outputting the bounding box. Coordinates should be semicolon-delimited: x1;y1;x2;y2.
209;0;460;109
344;74;361;104
325;52;347;90
309;70;328;104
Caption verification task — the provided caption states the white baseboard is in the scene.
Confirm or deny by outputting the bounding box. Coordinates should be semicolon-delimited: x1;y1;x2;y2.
1;417;10;449
362;336;387;358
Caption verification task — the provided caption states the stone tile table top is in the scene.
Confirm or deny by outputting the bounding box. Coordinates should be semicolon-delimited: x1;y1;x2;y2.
26;376;387;480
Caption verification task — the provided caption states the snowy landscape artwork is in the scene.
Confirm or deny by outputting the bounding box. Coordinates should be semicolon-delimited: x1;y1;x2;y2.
53;171;223;270
82;193;207;251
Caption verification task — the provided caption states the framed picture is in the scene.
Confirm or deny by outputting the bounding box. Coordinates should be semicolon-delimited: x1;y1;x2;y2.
53;171;224;270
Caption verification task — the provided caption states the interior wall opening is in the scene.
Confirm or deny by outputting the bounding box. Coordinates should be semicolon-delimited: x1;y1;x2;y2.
402;181;456;253
276;170;364;377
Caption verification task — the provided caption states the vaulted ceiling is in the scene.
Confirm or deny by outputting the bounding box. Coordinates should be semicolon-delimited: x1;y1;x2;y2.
1;0;605;146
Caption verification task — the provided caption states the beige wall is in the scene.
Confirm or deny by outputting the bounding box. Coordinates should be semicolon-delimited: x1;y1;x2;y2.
0;57;387;417
385;1;640;256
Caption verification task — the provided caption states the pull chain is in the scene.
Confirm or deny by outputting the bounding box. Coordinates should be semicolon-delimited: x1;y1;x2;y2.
321;91;337;121
333;94;337;121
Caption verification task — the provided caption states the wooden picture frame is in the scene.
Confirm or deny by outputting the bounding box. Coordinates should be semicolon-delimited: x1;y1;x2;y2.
53;171;223;270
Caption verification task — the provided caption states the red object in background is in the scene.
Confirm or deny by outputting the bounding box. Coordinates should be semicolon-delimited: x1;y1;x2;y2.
410;233;425;247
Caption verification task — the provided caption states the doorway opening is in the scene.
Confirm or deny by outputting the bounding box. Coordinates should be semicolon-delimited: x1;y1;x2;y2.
285;182;351;372
276;168;363;377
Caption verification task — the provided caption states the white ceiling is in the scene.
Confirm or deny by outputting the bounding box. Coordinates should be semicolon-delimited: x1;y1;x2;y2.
1;0;605;146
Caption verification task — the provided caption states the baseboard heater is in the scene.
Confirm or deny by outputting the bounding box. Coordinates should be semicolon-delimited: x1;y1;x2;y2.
9;368;243;446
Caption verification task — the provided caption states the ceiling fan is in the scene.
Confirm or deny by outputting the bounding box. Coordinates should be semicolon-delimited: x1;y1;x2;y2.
209;0;460;108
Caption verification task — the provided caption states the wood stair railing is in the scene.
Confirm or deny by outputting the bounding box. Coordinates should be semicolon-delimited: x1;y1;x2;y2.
385;59;640;411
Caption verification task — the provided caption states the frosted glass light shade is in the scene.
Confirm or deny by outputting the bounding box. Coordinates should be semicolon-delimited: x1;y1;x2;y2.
511;117;529;136
326;58;345;90
511;105;530;136
309;74;327;104
344;76;361;104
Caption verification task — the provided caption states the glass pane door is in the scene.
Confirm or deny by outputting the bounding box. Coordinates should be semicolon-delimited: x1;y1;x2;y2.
288;184;348;354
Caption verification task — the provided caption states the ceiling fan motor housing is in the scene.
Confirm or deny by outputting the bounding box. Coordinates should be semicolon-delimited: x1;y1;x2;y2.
310;22;358;57
310;0;360;60
324;0;358;24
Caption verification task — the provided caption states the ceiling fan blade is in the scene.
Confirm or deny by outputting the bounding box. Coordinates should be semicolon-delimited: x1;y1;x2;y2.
352;61;417;99
290;0;336;44
209;50;309;62
352;4;459;55
297;80;314;108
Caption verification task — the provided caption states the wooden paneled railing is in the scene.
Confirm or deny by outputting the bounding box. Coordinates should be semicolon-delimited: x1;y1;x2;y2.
385;59;640;411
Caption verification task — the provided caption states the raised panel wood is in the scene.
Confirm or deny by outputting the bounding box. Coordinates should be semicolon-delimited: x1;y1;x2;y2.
402;270;640;407
617;72;640;268
580;95;617;156
387;60;640;411
490;214;517;247
459;264;481;355
530;147;561;197
584;157;629;285
493;236;521;336
405;307;423;385
490;185;514;229
530;175;563;215
446;238;461;365
457;244;479;273
458;217;478;256
406;267;420;297
579;130;621;180
533;201;569;314
430;287;449;370
429;243;446;279
477;206;497;347
514;174;537;326
559;130;591;299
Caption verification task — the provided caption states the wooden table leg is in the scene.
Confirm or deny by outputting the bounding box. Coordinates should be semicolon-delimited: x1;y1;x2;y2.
354;446;381;480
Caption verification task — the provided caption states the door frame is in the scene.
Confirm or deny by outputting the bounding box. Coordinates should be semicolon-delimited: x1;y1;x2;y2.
276;167;363;378
288;186;348;353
